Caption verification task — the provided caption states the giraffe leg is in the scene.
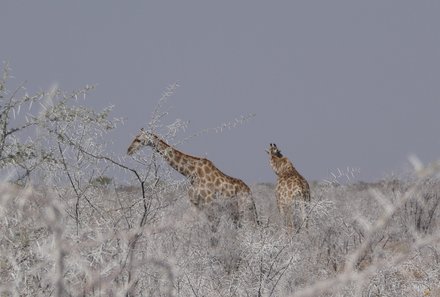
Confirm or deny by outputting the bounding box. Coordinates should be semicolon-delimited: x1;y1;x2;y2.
278;201;291;231
225;198;239;228
277;194;291;231
248;195;260;225
295;198;309;232
301;200;309;230
284;204;294;233
187;187;202;210
203;191;223;233
276;199;284;225
237;194;259;226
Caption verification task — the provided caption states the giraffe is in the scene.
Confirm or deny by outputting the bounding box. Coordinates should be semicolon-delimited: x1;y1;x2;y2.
127;128;259;225
267;143;310;231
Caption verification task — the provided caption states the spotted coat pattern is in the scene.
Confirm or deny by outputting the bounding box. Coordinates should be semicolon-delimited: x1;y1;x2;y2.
267;143;310;230
128;129;258;224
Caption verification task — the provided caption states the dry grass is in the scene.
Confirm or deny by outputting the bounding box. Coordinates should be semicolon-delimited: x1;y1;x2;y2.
1;174;439;297
1;66;439;296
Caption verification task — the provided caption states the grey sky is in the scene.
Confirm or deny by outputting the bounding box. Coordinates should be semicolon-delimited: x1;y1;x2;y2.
2;1;439;184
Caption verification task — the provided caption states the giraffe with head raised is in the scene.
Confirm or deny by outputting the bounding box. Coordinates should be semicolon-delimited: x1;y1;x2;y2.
128;128;259;225
267;143;310;231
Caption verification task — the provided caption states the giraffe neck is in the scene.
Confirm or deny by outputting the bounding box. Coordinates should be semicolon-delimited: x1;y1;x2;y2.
270;156;297;177
148;134;197;178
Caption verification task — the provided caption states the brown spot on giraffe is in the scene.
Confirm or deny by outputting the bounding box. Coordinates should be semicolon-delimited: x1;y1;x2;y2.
127;128;259;225
197;167;205;178
174;153;182;164
267;143;310;231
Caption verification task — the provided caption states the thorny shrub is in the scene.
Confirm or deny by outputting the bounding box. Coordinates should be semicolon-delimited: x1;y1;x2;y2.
1;65;440;297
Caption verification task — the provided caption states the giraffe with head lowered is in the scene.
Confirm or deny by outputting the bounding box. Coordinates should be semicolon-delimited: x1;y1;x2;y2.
128;128;259;225
267;143;310;231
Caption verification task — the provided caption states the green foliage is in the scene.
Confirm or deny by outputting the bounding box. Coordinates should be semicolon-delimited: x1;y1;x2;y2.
91;175;113;187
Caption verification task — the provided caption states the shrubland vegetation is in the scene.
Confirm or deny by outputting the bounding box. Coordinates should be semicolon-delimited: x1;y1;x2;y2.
1;65;439;296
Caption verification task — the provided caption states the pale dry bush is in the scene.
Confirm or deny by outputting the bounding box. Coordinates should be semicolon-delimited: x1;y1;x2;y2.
1;65;440;296
2;175;439;297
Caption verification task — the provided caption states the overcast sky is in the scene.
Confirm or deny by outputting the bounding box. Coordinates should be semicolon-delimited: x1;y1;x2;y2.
2;1;439;184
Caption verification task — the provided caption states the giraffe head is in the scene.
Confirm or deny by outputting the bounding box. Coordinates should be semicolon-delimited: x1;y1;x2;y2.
266;143;283;158
267;143;295;176
127;128;156;155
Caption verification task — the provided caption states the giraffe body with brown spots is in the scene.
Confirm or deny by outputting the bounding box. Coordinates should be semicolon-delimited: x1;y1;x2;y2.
267;143;310;231
127;129;258;224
